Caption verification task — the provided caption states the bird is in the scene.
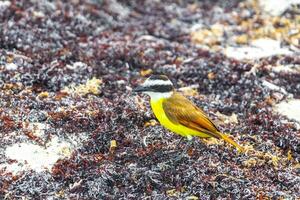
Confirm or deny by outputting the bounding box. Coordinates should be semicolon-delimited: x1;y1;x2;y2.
133;74;244;152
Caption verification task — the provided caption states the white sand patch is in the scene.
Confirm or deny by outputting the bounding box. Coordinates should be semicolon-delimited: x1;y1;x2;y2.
274;99;300;123
0;132;88;175
5;63;18;70
0;1;11;9
32;10;45;18
66;61;87;70
225;38;292;60
272;64;300;74
1;136;72;174
108;0;130;18
259;0;300;16
25;122;49;137
262;80;287;94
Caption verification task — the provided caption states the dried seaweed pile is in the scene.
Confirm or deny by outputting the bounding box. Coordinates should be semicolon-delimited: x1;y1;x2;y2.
0;0;300;199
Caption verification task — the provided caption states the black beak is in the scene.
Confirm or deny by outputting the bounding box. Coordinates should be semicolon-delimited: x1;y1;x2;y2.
133;85;146;93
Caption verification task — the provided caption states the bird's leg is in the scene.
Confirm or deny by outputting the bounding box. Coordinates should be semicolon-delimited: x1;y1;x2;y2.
171;135;194;165
176;135;193;161
176;137;185;149
196;137;207;149
181;135;193;156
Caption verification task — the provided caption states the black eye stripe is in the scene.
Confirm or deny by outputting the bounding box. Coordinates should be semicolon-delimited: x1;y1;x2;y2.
145;84;173;92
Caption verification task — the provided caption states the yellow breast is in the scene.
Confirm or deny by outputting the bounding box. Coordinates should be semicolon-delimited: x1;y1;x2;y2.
150;98;210;138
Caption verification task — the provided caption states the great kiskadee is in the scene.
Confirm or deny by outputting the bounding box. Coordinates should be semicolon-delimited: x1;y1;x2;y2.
134;74;244;152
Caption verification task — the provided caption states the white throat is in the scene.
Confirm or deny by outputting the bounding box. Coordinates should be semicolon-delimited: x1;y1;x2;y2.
143;79;173;87
145;91;173;101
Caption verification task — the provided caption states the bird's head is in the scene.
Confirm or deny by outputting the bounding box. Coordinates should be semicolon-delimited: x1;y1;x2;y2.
133;75;174;100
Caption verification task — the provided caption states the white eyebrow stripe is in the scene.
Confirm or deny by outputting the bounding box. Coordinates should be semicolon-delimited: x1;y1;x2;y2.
143;79;173;87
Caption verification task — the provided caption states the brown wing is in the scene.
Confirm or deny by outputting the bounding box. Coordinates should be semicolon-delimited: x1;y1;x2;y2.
162;92;221;138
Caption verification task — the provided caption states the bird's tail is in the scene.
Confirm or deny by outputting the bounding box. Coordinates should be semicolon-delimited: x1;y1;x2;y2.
217;131;244;152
